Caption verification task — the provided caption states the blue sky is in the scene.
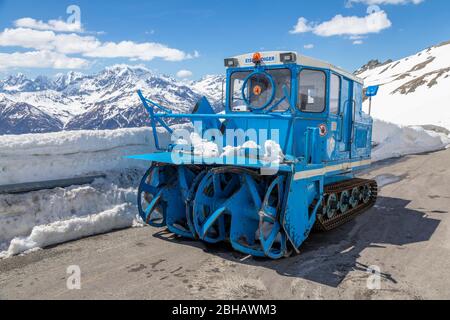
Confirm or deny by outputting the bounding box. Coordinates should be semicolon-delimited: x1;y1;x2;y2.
0;0;449;79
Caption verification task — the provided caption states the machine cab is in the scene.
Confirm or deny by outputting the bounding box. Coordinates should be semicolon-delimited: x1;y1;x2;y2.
222;51;372;165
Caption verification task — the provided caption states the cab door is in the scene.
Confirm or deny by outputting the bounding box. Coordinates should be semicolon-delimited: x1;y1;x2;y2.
339;78;353;157
351;81;371;159
327;73;341;161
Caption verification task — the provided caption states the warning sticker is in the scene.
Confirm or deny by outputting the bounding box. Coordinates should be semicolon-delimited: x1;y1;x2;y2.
319;124;328;137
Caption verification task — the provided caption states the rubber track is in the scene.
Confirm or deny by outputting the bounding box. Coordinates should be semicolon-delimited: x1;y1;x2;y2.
314;178;378;232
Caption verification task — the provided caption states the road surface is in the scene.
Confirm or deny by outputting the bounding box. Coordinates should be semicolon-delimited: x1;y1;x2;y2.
1;148;449;300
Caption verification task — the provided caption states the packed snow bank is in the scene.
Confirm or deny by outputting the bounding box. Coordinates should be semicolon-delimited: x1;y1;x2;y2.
0;170;143;258
0;128;163;257
2;204;140;258
372;119;450;161
0;127;170;185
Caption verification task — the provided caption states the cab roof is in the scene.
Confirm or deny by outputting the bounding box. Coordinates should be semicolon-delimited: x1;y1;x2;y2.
228;51;363;85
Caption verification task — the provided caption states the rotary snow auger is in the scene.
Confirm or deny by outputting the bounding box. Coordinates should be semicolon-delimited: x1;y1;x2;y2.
128;51;377;259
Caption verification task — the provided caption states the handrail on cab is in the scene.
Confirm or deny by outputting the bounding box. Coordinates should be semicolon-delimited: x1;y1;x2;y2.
136;90;293;151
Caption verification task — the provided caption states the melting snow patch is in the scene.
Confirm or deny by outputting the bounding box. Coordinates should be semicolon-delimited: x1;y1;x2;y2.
220;140;260;158
374;174;403;188
220;140;284;163
190;132;220;158
264;140;285;163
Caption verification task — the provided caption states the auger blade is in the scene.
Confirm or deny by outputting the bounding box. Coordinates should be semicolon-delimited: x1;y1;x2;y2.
228;174;266;257
258;176;288;259
192;171;240;243
138;165;200;238
165;166;199;238
138;166;168;228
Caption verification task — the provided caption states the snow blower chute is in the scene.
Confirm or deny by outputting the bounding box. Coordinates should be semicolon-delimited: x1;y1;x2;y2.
128;51;377;259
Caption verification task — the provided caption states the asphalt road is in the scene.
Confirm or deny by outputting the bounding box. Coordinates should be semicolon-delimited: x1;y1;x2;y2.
1;148;449;300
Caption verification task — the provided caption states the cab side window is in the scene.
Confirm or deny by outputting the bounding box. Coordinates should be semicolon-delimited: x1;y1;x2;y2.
298;69;326;113
330;74;340;115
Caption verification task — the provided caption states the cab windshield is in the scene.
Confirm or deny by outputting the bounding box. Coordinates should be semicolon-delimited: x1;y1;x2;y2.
230;69;291;112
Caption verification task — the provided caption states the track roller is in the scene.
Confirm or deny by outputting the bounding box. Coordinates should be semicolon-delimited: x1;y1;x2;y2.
315;178;378;232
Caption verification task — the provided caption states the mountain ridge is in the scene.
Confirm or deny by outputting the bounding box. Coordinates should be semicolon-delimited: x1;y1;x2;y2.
0;66;224;134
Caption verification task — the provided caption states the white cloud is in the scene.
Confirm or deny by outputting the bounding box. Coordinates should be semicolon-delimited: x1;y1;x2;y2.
0;51;89;69
0;14;199;70
346;0;424;6
84;41;195;62
52;33;101;54
0;27;198;63
303;44;314;49
290;17;314;34
176;69;193;78
0;28;55;50
290;10;391;37
315;11;392;36
353;40;364;45
0;28;99;53
14;17;83;33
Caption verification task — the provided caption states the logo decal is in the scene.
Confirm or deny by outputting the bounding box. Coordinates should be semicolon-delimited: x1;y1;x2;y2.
245;56;275;64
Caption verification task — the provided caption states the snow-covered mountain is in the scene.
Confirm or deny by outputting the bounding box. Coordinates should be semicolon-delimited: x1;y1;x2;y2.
0;95;63;134
2;38;450;135
0;66;225;134
356;40;450;130
190;75;224;105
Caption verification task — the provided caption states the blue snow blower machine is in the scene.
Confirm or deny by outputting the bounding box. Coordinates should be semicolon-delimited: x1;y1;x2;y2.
128;51;377;259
